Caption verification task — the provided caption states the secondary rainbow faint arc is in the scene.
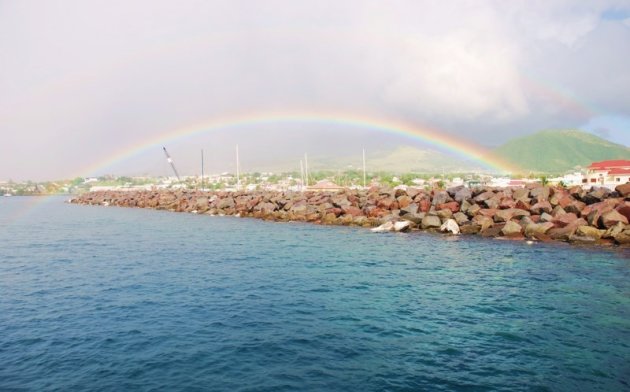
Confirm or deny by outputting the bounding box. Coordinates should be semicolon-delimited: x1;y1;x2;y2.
81;112;521;176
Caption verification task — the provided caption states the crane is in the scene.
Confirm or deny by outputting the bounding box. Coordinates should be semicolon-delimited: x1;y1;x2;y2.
162;147;181;181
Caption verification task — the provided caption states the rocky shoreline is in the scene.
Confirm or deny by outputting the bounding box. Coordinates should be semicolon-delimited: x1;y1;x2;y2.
69;183;630;246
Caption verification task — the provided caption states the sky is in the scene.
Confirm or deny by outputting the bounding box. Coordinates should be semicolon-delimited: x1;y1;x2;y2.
1;0;630;180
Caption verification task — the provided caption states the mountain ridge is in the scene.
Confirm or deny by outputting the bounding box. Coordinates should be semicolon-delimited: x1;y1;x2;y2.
493;130;630;173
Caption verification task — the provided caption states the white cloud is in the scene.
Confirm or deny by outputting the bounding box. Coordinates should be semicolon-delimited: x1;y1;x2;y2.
1;0;629;179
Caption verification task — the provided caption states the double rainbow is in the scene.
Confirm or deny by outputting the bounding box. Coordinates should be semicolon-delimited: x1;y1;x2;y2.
82;111;521;176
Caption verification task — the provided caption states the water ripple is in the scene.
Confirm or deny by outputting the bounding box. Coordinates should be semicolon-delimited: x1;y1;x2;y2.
1;197;629;391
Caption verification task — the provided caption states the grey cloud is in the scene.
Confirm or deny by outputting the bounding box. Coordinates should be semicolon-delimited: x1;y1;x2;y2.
1;0;629;180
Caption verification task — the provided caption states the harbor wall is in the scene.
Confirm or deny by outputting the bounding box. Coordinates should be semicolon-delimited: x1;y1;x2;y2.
70;183;630;246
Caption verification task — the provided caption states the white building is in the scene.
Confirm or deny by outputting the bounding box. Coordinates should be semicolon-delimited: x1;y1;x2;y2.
583;160;630;189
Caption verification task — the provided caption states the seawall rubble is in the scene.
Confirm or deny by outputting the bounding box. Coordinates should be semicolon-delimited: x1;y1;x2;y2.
70;182;630;246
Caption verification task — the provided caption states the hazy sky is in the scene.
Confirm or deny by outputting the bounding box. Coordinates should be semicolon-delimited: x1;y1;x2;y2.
1;0;630;180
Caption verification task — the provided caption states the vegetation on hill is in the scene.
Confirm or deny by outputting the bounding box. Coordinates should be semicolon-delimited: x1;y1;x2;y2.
310;146;484;173
493;130;630;173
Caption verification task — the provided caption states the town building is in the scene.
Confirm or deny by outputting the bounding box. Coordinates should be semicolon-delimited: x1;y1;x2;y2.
583;160;630;189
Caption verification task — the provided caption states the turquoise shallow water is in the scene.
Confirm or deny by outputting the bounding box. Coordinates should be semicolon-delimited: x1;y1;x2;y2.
1;196;629;391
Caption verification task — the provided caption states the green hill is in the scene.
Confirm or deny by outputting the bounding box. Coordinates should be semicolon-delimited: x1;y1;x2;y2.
311;146;485;173
493;130;630;173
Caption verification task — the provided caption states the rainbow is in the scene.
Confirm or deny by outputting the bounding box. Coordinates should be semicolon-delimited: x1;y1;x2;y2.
519;74;595;119
81;111;521;176
6;112;520;226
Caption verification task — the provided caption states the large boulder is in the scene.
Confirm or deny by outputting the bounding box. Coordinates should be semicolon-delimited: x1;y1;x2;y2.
614;230;630;245
432;190;451;206
436;201;460;213
440;219;460;235
512;188;530;202
394;221;412;232
616;203;630;221
460;224;481;234
454;187;473;202
525;222;555;238
453;212;470;225
466;203;481;217
342;205;363;217
402;212;425;225
397;195;413;208
564;200;586;215
472;215;494;231
421;215;442;229
436;209;454;221
600;209;629;229
418;198;432;213
217;197;235;209
530;186;550;202
552;212;579;228
575;225;603;240
547;218;588;241
582;187;609;205
331;195;351;208
603;222;626;239
371;221;394;233
400;203;419;215
531;201;552;215
480;225;504;237
501;220;523;237
615;183;630;198
474;191;495;203
494;209;515;223
540;212;554;222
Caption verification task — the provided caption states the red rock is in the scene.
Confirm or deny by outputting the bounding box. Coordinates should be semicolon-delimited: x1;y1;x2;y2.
530;186;550;202
531;201;552;215
615;183;630;197
515;200;531;211
616;205;630;221
460;224;481;234
494;209;515;222
478;208;497;218
377;197;396;210
397;195;412;208
552;213;578;228
558;196;573;209
474;191;495;203
499;198;516;209
436;201;460;213
614;231;630;245
525;222;555;237
565;200;586;215
600;209;629;229
472;215;494;230
419;198;431;213
501;220;522;236
480;225;504;237
342;206;363;217
532;232;552;242
466;203;481;217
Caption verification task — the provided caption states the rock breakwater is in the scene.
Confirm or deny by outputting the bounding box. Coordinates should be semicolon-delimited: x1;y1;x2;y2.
70;182;630;246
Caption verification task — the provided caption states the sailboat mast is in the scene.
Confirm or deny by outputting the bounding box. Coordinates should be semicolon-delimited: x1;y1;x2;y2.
236;144;240;190
300;159;304;190
362;148;366;188
201;149;204;190
162;147;181;182
304;153;309;187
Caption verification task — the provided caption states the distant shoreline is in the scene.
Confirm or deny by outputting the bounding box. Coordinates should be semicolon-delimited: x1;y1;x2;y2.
70;184;630;247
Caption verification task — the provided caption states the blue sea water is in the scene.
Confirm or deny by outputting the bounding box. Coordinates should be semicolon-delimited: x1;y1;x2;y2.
1;197;629;391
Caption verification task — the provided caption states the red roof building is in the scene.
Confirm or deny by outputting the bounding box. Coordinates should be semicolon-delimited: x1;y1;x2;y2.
587;160;630;170
584;160;630;187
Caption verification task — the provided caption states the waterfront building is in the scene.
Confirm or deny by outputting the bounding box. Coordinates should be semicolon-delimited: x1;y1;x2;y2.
583;160;630;189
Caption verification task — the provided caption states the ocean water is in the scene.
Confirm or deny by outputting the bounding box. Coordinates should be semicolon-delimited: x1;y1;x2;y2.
1;197;629;392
